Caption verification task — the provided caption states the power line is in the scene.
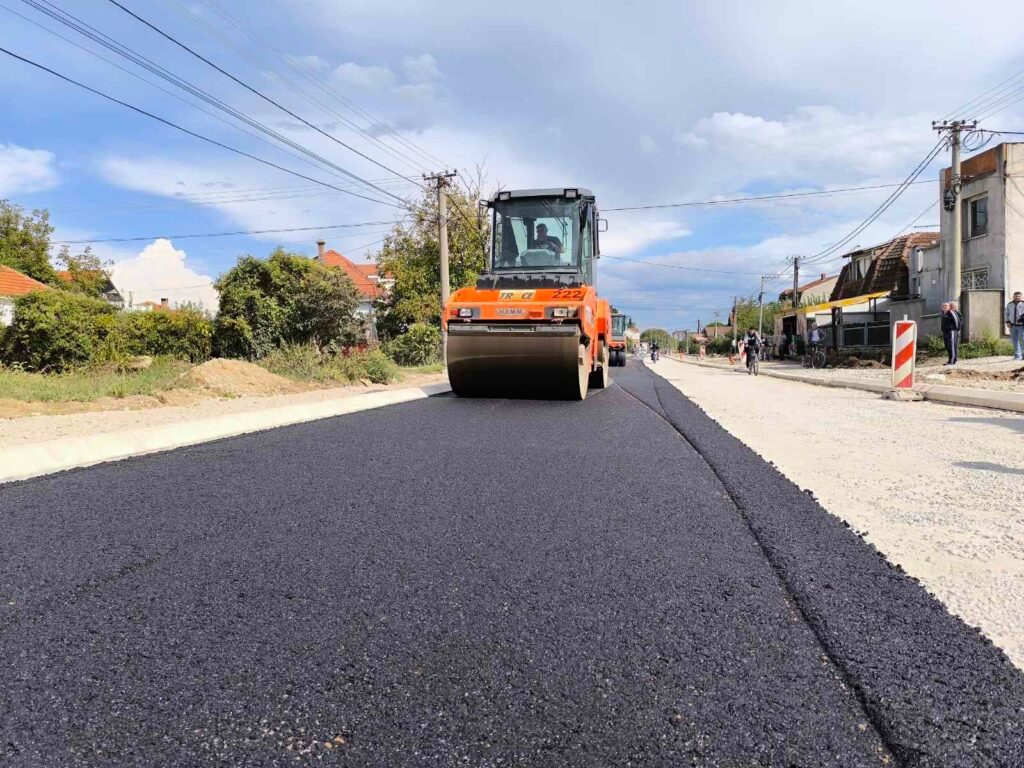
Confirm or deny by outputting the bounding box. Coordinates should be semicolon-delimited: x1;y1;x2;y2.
105;0;423;198
160;0;436;177
602;180;934;212
602;254;763;275
801;139;945;266
194;0;449;172
19;0;407;206
0;45;411;211
55;220;401;244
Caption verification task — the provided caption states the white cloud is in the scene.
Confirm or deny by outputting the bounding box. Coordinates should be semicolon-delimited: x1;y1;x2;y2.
0;144;59;196
402;53;439;83
599;219;690;256
110;239;219;314
294;54;327;71
674;106;930;189
334;62;396;90
638;135;658;156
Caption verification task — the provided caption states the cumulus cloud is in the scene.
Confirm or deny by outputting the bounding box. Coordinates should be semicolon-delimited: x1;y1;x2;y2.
334;62;396;90
599;219;690;257
294;53;327;71
0;144;59;196
110;239;219;314
674;106;930;188
402;53;439;83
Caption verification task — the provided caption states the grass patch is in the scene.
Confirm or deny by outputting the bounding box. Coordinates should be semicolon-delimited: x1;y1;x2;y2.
399;362;444;376
258;344;398;385
0;358;189;402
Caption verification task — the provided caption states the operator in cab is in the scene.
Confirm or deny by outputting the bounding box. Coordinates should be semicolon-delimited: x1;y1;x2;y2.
534;223;563;254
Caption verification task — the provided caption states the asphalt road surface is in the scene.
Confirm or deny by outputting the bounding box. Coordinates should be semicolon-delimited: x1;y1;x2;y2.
2;361;1023;766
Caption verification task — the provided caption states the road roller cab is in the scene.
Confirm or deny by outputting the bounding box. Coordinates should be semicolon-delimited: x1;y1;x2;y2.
445;187;609;399
609;313;629;367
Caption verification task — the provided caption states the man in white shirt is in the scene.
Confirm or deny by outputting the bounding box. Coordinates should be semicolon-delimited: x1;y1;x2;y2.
1007;291;1024;361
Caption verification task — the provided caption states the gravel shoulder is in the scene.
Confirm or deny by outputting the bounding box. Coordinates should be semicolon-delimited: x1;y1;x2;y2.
654;356;1024;668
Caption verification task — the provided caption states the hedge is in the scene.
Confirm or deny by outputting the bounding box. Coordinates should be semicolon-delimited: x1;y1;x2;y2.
384;323;441;366
2;290;213;372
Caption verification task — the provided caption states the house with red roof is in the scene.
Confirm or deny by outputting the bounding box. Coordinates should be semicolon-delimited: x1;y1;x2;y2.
0;265;51;325
315;240;393;338
55;269;125;308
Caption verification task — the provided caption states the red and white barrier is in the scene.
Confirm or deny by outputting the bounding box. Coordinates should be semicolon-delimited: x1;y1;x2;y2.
892;319;917;389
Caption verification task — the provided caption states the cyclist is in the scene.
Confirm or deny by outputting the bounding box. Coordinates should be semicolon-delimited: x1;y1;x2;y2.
805;323;825;368
743;328;761;374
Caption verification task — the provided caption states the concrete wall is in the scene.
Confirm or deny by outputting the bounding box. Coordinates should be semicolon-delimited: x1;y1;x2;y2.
910;243;945;314
1006;144;1024;312
889;298;941;344
961;289;1004;340
0;298;13;327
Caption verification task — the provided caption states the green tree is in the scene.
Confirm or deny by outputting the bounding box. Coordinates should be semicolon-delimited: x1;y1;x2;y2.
640;328;675;351
2;290;115;371
213;248;361;359
373;178;489;340
55;245;112;298
0;200;58;284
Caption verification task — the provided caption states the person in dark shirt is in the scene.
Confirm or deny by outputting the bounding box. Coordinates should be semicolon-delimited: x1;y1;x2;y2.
940;301;962;366
534;223;563;254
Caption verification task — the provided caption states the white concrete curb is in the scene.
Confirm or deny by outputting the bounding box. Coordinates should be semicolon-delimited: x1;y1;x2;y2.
0;382;452;485
665;357;1024;414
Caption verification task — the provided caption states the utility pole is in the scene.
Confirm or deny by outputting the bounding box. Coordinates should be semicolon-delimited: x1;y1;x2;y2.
731;296;738;343
425;170;458;369
932;119;978;309
789;256;800;311
757;275;766;337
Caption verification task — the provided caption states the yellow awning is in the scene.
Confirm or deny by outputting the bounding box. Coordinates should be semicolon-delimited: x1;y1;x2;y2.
782;290;890;317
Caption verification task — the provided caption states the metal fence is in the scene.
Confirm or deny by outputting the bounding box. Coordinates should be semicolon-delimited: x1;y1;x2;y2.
841;321;891;348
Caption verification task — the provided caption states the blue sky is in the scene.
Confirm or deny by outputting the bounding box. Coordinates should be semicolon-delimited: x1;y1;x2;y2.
1;0;1023;329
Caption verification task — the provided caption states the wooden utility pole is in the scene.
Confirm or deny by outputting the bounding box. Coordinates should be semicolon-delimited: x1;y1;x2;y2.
932;119;978;310
757;275;766;337
731;296;738;343
425;171;458;369
790;256;800;311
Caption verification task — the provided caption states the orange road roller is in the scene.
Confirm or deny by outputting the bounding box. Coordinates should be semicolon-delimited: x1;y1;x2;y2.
609;312;629;366
444;187;612;399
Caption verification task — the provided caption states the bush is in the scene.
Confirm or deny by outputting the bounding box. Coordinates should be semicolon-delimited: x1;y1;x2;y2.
925;332;1013;359
361;349;397;383
960;332;1013;359
3;290;115;371
213;250;362;359
385;323;441;366
259;344;398;385
2;291;212;371
116;308;212;362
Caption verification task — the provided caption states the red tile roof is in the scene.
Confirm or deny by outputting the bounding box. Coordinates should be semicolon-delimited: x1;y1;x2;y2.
831;232;939;301
319;250;381;299
0;265;51;297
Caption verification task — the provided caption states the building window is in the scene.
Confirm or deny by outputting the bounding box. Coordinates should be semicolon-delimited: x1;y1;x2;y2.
966;195;988;238
961;268;989;290
853;256;871;279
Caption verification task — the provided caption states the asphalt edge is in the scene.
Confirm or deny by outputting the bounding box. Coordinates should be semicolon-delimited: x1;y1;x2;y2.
0;382;453;485
667;355;1024;413
632;360;1024;765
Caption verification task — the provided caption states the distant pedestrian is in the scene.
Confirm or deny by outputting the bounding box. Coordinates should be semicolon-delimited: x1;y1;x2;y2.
1007;290;1024;361
941;301;962;366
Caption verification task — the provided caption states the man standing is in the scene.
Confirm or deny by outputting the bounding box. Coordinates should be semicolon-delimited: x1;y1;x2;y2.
1007;290;1024;361
941;301;962;366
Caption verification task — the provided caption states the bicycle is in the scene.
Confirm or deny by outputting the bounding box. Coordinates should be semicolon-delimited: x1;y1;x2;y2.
747;352;759;375
803;344;826;369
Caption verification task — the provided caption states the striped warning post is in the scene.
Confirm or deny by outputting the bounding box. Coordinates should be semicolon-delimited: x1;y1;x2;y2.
892;320;917;389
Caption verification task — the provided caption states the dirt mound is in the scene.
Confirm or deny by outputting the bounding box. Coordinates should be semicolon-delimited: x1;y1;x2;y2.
182;359;304;397
947;366;1024;383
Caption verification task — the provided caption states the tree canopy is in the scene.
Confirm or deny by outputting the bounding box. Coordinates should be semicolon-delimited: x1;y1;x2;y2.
213;248;362;359
372;176;489;340
0;200;58;285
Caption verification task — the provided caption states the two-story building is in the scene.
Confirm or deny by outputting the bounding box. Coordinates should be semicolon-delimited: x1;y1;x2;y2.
936;141;1024;339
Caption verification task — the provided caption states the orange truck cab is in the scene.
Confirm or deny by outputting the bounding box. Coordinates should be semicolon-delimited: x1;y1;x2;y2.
444;187;610;399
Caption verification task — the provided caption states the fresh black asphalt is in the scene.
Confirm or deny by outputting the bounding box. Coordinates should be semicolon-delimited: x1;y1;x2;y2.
1;360;1022;766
